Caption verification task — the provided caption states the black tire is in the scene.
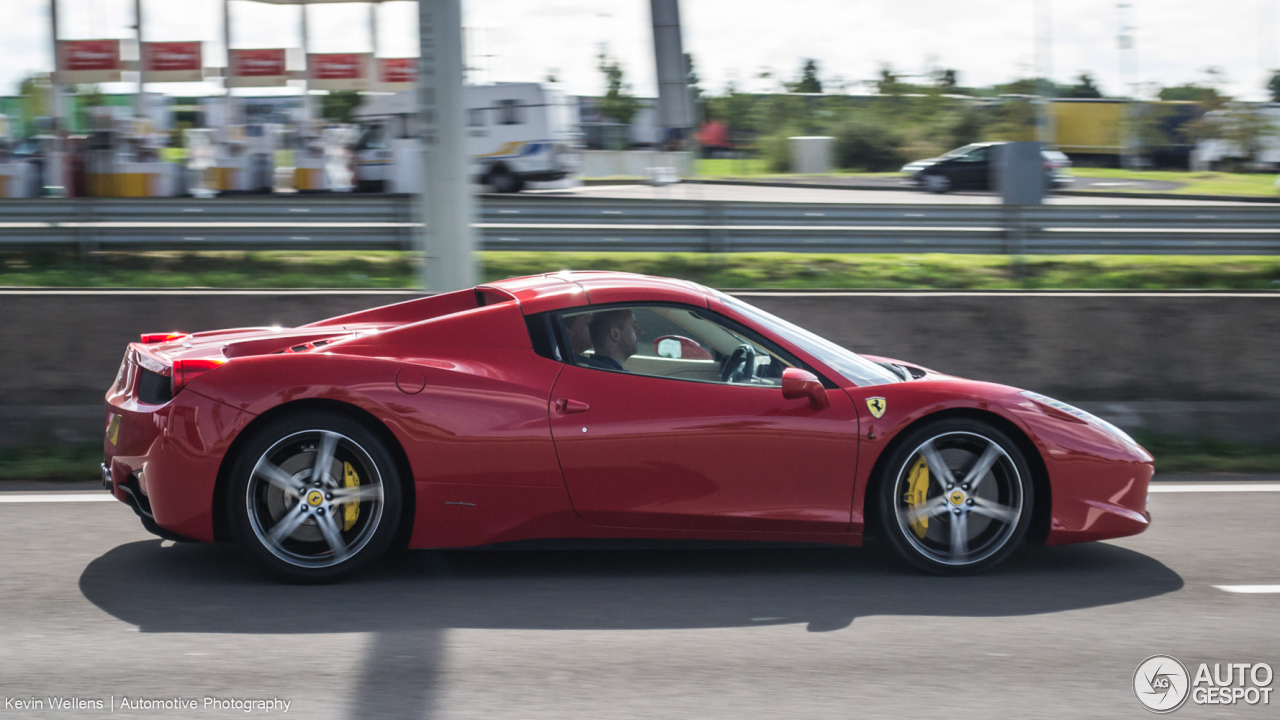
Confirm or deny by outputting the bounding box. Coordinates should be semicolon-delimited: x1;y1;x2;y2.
876;418;1034;575
227;411;403;583
924;173;952;194
488;167;524;193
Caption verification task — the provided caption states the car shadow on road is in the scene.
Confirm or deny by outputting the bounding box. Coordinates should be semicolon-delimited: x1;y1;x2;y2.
80;541;1181;719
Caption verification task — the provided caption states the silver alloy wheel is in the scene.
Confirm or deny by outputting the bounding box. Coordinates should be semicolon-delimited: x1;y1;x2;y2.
246;429;385;569
925;174;951;193
891;431;1024;567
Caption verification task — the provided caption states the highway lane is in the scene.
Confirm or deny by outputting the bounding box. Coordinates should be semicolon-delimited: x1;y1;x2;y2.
539;182;1261;206
0;481;1276;719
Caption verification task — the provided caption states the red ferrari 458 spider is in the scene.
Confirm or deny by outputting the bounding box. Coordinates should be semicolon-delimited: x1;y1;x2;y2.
103;272;1153;581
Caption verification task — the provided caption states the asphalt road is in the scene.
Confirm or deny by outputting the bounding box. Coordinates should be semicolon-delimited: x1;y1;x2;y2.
0;479;1277;719
543;182;1257;206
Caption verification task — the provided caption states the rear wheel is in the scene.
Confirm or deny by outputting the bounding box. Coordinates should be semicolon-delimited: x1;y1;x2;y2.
227;411;402;583
488;167;525;193
876;418;1033;575
924;174;952;194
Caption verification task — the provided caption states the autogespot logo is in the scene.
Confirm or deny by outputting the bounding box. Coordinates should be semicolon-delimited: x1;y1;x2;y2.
1134;655;1275;713
1134;655;1191;713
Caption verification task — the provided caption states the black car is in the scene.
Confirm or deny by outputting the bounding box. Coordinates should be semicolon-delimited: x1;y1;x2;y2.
901;142;1073;194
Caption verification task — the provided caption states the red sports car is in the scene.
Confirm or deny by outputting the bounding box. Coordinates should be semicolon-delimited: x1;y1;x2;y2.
103;272;1153;581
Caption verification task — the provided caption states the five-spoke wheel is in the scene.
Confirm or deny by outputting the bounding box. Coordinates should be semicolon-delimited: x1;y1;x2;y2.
877;419;1033;574
228;412;402;582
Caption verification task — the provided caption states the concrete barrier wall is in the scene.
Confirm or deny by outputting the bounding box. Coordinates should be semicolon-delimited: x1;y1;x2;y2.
4;290;1277;447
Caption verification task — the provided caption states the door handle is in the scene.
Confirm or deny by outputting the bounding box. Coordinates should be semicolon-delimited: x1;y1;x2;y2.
554;398;590;414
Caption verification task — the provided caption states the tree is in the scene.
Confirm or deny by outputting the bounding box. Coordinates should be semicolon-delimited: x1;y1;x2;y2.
933;68;959;92
321;90;361;123
876;64;906;96
1267;70;1280;102
789;59;822;94
596;48;641;125
685;53;702;103
1067;73;1103;99
17;73;51;134
1158;84;1227;107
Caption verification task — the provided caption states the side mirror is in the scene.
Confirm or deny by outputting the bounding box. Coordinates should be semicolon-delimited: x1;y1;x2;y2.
782;367;829;410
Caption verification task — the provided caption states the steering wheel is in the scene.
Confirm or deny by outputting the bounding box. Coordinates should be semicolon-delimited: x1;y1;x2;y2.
720;343;758;383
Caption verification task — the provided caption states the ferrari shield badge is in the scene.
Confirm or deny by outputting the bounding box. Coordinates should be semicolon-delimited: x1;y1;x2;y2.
866;397;887;419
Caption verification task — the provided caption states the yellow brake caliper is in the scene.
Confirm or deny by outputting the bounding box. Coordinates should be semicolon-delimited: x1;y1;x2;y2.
903;456;930;539
342;461;360;531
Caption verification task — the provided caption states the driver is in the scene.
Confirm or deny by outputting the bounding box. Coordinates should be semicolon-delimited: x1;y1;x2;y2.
586;309;640;372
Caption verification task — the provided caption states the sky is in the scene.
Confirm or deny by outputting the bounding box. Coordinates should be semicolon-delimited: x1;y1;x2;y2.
4;0;1280;100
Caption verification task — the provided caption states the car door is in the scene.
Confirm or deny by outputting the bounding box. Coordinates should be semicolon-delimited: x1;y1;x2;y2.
952;146;990;188
546;303;861;534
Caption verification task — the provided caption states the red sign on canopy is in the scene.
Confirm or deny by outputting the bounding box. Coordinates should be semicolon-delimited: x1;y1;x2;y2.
143;42;203;82
379;58;417;85
309;53;370;91
311;54;366;80
232;49;287;77
57;40;122;83
230;49;289;87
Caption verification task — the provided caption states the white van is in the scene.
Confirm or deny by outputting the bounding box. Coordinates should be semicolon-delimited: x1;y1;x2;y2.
352;82;582;193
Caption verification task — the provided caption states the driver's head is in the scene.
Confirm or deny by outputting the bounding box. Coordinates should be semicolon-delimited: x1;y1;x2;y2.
589;309;640;363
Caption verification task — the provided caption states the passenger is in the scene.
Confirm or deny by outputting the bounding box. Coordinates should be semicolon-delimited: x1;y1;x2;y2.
565;313;593;363
586;309;640;372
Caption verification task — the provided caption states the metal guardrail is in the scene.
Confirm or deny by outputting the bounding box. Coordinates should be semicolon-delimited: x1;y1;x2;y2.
1;196;1278;255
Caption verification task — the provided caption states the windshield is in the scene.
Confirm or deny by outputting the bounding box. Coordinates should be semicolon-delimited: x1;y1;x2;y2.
940;143;982;158
713;291;903;387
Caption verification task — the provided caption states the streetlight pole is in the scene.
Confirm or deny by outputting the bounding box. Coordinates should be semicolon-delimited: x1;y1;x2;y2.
134;0;144;118
1035;0;1055;146
1117;3;1139;168
416;0;476;292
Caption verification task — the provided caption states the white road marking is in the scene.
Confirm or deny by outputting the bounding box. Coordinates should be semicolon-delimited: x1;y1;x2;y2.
1214;585;1280;594
0;493;117;503
1149;483;1280;493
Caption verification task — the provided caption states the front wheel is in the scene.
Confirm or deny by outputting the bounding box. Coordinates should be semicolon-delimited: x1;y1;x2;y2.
227;411;403;583
876;418;1033;575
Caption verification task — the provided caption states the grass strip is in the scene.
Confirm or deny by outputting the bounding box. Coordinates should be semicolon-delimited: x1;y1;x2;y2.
4;251;1280;290
1070;168;1279;197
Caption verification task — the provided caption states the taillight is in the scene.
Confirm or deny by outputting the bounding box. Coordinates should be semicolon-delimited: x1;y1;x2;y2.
141;332;188;344
171;358;225;396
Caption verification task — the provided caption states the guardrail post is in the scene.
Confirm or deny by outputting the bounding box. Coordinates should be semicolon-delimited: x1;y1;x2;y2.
76;199;98;263
706;201;726;254
1004;205;1026;280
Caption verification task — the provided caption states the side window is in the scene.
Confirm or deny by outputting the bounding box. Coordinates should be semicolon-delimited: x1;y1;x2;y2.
556;305;797;387
496;99;523;125
467;108;487;127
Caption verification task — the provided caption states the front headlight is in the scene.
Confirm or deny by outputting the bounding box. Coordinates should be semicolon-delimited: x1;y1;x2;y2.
1020;391;1142;449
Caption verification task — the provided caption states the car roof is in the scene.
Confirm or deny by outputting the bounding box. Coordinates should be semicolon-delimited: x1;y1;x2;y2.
481;271;713;313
